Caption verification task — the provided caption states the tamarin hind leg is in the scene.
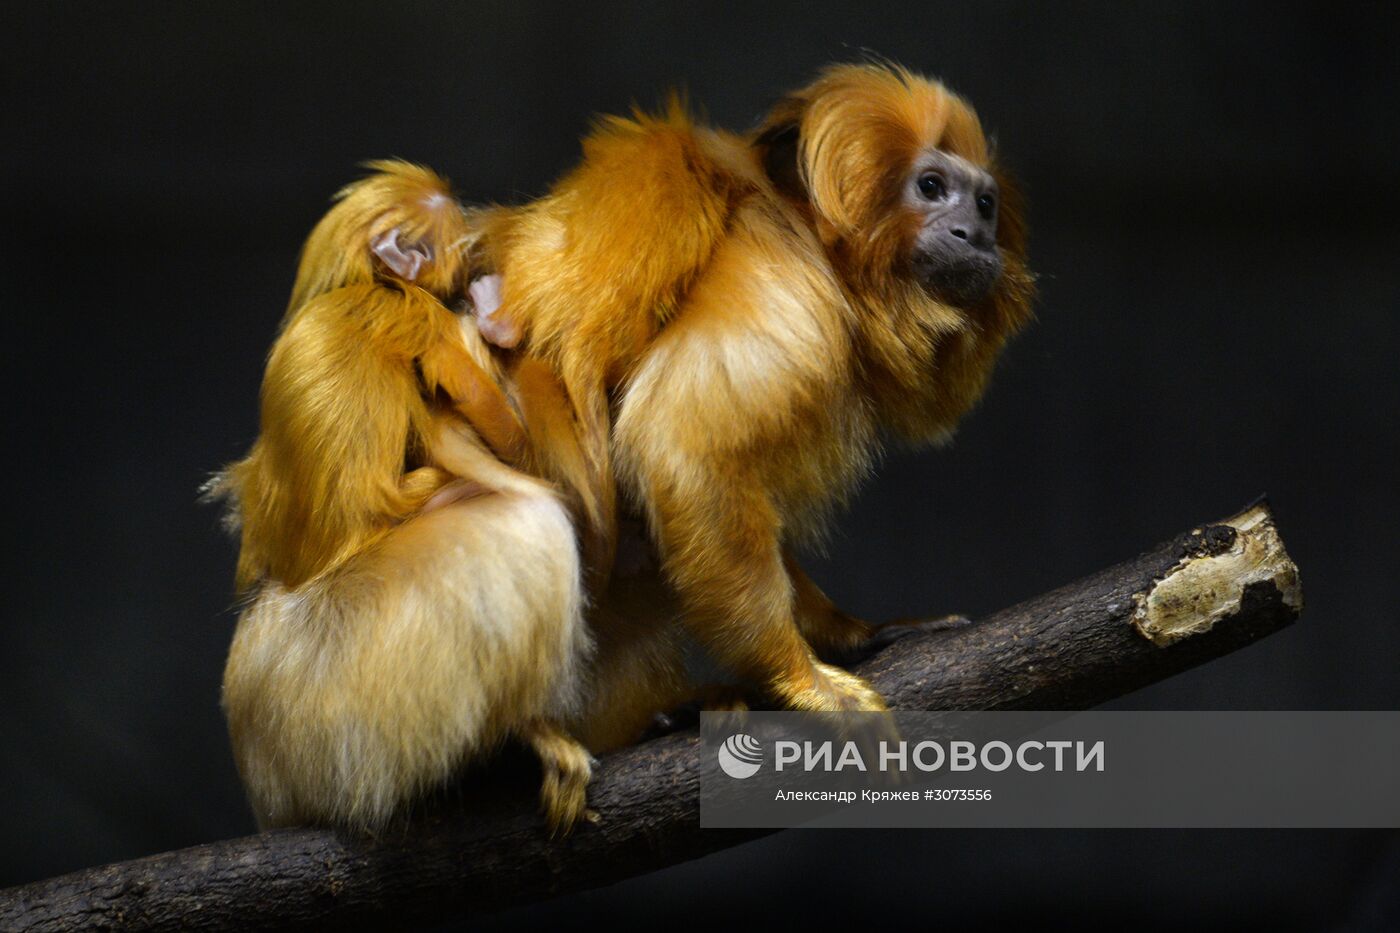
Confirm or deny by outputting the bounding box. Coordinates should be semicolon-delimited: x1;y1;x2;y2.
570;587;695;755
522;720;596;836
860;614;975;654
695;684;750;713
785;554;974;666
647;683;752;737
785;553;875;663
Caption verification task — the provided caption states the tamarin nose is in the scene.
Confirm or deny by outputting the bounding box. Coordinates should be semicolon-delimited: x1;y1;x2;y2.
952;225;996;251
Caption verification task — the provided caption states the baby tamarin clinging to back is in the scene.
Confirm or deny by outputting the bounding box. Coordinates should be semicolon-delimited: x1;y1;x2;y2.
215;61;1035;834
213;161;600;833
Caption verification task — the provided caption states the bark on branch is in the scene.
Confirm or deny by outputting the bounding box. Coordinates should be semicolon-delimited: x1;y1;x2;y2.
0;501;1302;932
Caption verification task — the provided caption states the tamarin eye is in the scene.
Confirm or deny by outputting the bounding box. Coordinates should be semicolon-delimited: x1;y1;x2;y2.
976;193;996;217
917;173;947;200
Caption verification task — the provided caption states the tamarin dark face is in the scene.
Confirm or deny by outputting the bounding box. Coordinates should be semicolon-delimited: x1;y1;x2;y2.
905;148;1002;306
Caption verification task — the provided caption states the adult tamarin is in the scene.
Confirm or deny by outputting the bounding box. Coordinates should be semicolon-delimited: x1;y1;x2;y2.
480;61;1035;725
213;61;1034;834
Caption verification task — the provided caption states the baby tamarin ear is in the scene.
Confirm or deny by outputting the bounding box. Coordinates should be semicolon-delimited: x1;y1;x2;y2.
285;159;480;319
370;227;433;282
216;159;542;592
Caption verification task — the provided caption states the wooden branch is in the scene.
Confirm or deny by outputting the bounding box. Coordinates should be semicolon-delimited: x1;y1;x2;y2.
0;502;1302;932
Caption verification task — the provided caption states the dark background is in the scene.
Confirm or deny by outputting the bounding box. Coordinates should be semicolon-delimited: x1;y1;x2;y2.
4;1;1398;929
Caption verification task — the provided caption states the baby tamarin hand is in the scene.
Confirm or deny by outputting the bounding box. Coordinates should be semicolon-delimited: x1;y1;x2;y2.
468;273;522;349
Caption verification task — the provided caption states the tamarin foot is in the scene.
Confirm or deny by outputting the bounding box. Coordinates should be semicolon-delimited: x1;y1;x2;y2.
696;685;751;736
524;721;595;837
779;661;889;714
640;710;678;739
848;614;975;664
698;684;751;713
645;686;752;736
802;610;878;667
778;665;904;769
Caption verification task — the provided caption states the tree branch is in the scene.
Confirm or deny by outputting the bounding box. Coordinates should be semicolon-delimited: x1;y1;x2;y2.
0;501;1302;932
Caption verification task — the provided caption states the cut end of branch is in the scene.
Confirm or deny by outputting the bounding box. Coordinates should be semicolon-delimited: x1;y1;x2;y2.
1130;502;1303;647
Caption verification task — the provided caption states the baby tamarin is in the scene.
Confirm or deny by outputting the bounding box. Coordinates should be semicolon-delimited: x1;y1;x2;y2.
212;162;598;833
214;61;1034;835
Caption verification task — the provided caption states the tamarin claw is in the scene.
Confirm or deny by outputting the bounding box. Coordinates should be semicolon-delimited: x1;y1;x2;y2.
780;662;889;715
858;614;976;659
528;722;595;837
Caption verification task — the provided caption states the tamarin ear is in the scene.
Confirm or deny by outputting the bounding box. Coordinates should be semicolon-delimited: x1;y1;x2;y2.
370;227;433;282
756;118;806;203
754;88;871;233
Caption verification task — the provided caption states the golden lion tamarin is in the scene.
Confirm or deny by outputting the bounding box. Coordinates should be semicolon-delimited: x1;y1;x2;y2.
478;61;1034;723
211;161;599;833
213;61;1034;836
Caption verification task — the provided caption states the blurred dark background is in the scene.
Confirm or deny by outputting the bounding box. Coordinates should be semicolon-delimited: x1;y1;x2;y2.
3;1;1398;929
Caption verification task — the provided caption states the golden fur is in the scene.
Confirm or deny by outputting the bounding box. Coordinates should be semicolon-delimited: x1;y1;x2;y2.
214;162;595;833
224;415;591;830
213;62;1034;835
487;62;1035;720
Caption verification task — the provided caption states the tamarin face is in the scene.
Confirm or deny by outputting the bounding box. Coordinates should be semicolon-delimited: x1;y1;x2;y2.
903;148;1002;306
757;64;1024;313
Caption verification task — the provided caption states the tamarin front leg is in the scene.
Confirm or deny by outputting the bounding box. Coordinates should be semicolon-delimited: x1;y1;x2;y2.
653;481;887;715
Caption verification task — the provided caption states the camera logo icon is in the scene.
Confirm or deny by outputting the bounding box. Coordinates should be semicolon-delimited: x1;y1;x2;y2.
717;733;763;779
